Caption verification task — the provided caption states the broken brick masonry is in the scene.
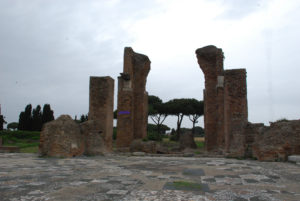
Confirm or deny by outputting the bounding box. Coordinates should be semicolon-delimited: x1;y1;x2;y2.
39;76;114;157
196;45;300;161
116;47;150;148
39;45;299;161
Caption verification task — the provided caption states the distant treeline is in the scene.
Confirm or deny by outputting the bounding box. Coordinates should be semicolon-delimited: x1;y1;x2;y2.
18;104;54;131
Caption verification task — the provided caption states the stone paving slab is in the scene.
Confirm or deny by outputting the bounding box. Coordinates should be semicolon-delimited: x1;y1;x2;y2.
288;155;300;163
0;153;300;201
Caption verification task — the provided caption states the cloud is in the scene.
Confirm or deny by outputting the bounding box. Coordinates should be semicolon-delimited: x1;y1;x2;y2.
0;0;300;129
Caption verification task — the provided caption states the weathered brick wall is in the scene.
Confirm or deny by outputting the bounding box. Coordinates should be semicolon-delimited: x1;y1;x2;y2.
116;47;150;148
216;86;225;150
39;115;85;157
251;120;300;161
89;76;114;151
224;69;248;157
195;45;224;151
80;120;106;155
116;77;134;147
196;46;248;155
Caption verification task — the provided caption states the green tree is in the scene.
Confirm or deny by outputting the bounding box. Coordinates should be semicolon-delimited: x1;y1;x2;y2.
42;104;54;124
148;95;169;141
186;99;204;134
32;105;43;131
80;114;88;123
165;98;191;141
113;110;117;119
0;115;6;130
7;122;18;130
18;104;33;131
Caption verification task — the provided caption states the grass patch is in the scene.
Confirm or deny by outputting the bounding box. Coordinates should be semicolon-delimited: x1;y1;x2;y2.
0;130;40;153
20;146;39;153
172;181;202;190
195;141;204;148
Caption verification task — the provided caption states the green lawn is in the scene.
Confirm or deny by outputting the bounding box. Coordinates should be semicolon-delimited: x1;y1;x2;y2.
0;130;40;153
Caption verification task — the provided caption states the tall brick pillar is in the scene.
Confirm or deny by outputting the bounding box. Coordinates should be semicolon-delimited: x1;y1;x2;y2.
89;76;114;151
224;69;248;155
116;47;151;148
196;45;224;151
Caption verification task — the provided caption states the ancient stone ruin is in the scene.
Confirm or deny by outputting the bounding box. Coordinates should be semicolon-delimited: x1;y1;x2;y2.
88;76;114;153
39;115;85;157
38;45;299;161
246;120;300;161
196;45;300;161
116;47;151;148
196;45;248;155
39;76;114;157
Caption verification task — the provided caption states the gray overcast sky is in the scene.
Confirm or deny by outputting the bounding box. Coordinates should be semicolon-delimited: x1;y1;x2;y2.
1;0;300;129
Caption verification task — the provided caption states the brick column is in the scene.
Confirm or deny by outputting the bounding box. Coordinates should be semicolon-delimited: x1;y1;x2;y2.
89;76;114;151
116;47;150;148
196;45;224;151
224;69;248;156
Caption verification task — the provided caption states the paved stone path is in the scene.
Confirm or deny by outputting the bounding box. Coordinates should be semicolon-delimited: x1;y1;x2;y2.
1;153;300;201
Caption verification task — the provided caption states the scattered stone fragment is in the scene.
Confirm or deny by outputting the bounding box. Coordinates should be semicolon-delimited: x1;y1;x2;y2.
106;190;128;195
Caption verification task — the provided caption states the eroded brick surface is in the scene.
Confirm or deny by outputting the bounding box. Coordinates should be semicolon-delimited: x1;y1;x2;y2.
196;45;298;161
116;47;150;148
89;76;114;152
39;115;85;157
196;45;248;155
251;120;300;161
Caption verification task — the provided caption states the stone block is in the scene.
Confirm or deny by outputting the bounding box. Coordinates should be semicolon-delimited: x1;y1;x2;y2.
39;115;85;157
80;120;105;155
130;139;156;153
288;155;300;163
179;132;197;150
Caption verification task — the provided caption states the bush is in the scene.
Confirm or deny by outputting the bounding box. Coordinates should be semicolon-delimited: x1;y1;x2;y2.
147;131;161;141
113;127;117;140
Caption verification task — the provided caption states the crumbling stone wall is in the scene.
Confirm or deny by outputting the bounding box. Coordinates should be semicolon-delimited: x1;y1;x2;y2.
196;45;299;161
116;47;151;148
89;76;114;152
251;120;300;161
39;115;85;157
196;45;248;155
40;76;114;157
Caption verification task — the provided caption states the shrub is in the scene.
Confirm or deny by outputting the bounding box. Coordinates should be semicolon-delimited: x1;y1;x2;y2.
113;127;117;140
147;131;161;141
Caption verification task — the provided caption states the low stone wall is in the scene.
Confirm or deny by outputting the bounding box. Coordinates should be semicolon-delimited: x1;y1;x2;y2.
39;114;114;157
251;120;300;161
39;115;85;157
0;146;20;153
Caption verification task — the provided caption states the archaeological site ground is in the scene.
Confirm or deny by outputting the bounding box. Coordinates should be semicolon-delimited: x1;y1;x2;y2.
0;46;300;201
